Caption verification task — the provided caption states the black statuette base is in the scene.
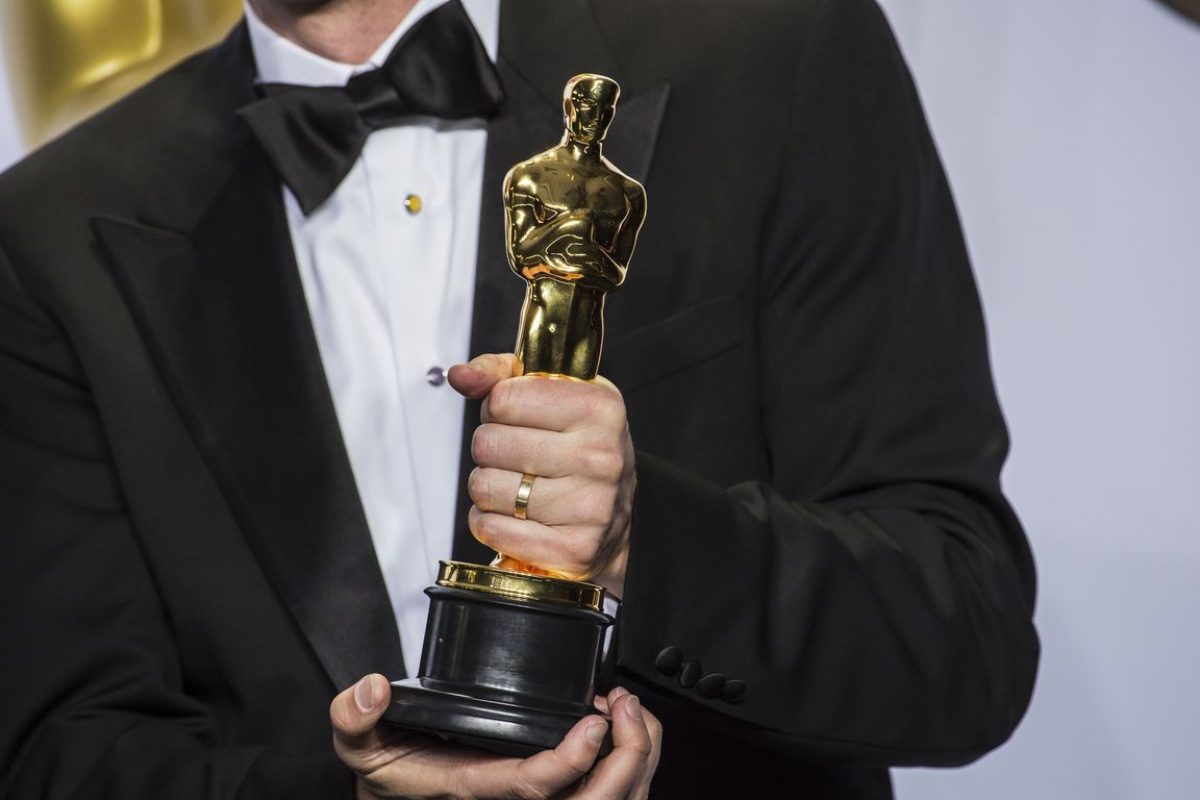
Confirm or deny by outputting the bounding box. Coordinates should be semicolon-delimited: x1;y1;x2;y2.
384;585;613;757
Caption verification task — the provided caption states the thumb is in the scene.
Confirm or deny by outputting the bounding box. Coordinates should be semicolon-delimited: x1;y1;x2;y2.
330;674;391;770
447;353;519;399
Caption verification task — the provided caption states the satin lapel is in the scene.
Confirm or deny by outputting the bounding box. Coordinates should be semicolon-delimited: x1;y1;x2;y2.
92;25;405;690
451;0;671;560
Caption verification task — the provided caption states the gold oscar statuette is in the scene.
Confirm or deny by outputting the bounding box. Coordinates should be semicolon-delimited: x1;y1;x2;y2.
387;74;647;756
492;72;647;577
506;74;647;382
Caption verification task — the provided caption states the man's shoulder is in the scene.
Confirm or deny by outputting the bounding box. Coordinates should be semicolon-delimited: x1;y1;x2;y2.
599;0;860;42
591;0;891;97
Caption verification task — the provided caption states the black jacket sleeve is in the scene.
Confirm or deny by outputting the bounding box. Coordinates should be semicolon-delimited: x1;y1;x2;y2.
612;0;1039;768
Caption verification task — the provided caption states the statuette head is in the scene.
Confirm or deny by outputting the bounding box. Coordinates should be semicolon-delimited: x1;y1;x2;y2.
563;74;620;146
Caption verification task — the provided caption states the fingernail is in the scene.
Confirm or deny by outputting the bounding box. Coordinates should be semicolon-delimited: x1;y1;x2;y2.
610;686;630;700
624;695;642;720
355;675;380;713
586;721;607;746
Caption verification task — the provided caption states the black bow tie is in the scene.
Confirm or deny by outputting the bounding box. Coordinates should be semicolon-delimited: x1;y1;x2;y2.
239;0;504;214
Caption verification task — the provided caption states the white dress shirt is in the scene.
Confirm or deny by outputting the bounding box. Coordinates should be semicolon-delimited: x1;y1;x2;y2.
245;0;500;677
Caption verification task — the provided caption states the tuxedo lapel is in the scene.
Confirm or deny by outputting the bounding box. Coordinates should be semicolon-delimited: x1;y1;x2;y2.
92;25;404;691
451;0;671;560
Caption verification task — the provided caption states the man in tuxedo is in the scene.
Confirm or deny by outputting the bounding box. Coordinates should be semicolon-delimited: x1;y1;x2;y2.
0;0;1040;798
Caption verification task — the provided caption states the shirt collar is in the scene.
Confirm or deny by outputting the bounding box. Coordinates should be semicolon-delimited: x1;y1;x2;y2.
244;0;500;87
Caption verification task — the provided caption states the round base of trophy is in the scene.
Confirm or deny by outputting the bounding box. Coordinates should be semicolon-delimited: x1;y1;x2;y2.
383;563;613;757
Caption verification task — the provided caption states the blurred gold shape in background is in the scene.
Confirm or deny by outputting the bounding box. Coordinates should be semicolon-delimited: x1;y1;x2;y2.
2;0;243;146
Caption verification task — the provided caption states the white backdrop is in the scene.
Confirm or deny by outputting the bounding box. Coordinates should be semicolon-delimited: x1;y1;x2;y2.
875;1;1200;798
3;2;1199;798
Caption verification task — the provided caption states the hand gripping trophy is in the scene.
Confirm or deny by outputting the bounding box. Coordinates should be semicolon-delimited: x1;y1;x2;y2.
386;74;648;755
494;73;647;575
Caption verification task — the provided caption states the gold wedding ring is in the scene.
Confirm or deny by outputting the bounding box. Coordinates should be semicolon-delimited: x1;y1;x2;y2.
514;472;537;520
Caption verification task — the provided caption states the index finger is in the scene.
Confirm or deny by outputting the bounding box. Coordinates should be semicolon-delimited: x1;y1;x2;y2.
482;373;625;432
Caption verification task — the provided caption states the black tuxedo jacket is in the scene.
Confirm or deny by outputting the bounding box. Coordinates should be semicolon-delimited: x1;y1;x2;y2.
0;1;1038;798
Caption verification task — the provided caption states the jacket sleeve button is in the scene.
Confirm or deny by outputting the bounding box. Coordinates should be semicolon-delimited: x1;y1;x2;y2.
654;646;684;677
722;679;747;704
678;661;702;689
696;673;726;699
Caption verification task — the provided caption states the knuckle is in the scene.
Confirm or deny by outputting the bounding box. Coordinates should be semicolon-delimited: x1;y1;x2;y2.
472;425;502;465
468;469;499;510
578;393;605;423
578;492;613;526
511;771;551;800
488;379;518;419
589;389;626;427
471;428;484;463
470;511;498;547
597;487;620;522
553;744;595;777
564;534;599;570
584;446;623;480
476;514;500;544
